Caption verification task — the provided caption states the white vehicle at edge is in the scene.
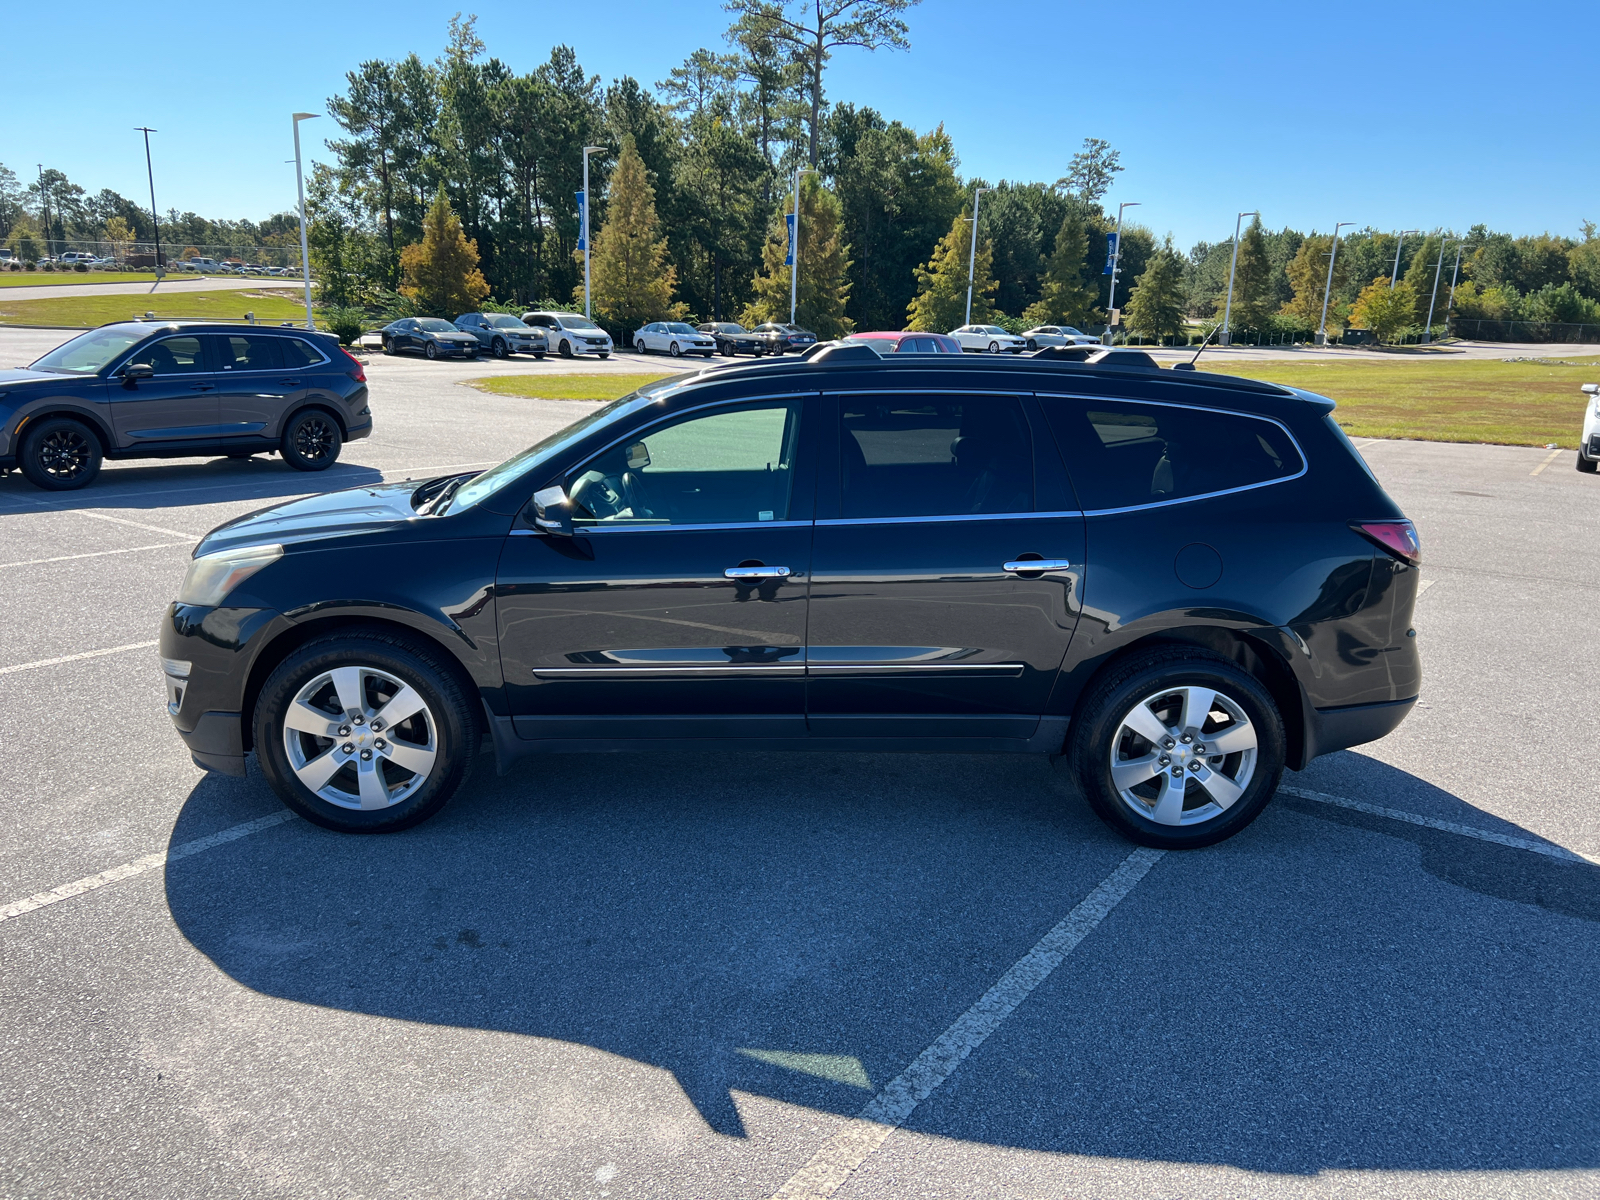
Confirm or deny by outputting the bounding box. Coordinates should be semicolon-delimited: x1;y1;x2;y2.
519;311;613;359
1022;324;1100;350
1579;382;1600;474
633;321;716;358
949;324;1027;354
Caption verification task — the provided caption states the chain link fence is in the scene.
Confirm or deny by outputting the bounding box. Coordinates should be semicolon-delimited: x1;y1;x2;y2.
2;238;305;277
1448;317;1600;344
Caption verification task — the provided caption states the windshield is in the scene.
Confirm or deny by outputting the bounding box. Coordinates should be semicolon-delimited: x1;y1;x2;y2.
416;318;456;332
30;325;150;374
486;315;527;329
555;315;602;332
447;378;685;513
664;322;698;334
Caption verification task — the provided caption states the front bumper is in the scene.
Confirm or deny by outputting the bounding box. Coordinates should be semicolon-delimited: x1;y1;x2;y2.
160;602;290;777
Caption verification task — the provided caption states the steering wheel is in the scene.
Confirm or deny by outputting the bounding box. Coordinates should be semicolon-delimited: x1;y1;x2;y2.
570;470;628;519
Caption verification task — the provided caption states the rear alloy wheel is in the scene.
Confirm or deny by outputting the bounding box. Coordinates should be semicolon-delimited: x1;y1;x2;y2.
254;632;477;832
281;409;342;472
424;341;438;360
18;416;101;490
1577;450;1597;474
1069;650;1285;849
491;337;508;359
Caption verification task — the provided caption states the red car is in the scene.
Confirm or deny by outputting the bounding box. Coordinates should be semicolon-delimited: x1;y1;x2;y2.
843;331;963;354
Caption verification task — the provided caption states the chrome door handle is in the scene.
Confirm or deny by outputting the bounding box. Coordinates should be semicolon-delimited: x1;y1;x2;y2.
725;566;792;579
1003;559;1072;573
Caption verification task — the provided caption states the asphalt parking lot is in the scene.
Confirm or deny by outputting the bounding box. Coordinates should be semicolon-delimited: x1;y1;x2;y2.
1;331;1598;1200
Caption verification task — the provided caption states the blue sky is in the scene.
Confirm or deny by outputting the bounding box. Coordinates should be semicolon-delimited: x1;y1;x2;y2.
7;0;1595;250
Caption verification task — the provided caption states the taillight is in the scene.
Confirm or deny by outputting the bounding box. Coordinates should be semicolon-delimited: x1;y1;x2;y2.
1352;520;1421;567
340;347;366;382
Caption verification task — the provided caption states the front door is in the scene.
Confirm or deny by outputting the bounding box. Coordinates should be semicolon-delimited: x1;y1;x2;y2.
496;395;815;741
109;333;221;444
806;392;1084;740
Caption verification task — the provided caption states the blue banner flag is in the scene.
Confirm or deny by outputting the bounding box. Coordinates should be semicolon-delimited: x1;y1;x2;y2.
784;213;796;266
1102;231;1119;275
575;190;587;251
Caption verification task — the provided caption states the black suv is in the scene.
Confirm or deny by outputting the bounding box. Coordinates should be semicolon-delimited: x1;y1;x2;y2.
160;345;1420;848
1;322;370;489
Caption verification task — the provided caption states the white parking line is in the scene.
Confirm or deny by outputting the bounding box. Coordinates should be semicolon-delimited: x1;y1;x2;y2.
0;640;159;675
0;812;293;925
770;847;1165;1200
0;542;185;569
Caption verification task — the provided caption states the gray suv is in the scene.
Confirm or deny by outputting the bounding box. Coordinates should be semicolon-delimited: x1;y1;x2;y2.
453;313;549;359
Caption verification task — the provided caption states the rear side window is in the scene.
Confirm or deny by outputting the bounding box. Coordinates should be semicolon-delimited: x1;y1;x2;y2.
1041;398;1303;511
840;397;1032;519
279;338;327;368
216;335;281;371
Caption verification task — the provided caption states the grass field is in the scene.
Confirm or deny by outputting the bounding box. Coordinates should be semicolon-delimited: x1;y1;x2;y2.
461;373;675;401
0;272;172;288
1199;356;1600;447
0;287;312;328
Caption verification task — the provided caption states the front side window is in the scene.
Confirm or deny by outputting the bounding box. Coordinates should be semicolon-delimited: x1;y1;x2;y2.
840;397;1033;520
138;336;208;375
569;400;803;528
1041;398;1305;511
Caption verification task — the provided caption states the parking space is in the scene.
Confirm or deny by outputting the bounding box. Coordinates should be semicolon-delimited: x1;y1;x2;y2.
1;331;1597;1198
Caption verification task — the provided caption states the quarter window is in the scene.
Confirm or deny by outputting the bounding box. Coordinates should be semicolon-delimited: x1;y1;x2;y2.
279;338;326;368
568;400;802;528
839;397;1033;519
1040;398;1304;511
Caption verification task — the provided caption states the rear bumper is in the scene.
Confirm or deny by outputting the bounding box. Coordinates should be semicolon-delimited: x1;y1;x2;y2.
1305;696;1416;762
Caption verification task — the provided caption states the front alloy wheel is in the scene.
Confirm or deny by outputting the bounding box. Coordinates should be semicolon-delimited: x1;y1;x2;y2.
19;417;102;490
988;341;1000;353
282;664;438;811
424;341;438;360
492;337;508;358
669;341;682;357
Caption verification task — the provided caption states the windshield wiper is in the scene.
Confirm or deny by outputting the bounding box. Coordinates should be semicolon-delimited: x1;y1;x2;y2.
410;475;455;510
427;473;478;516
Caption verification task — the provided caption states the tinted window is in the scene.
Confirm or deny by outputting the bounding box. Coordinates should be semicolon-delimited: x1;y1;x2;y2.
840;397;1032;519
279;338;326;368
139;336;207;375
31;326;148;374
416;319;455;332
216;334;281;371
569;400;802;528
1041;398;1304;511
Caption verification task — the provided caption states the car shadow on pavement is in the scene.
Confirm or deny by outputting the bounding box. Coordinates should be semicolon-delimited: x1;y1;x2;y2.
163;749;1600;1174
0;457;387;514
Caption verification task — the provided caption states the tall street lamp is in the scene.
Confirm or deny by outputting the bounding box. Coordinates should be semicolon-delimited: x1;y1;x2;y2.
964;187;993;328
1317;221;1352;347
37;164;51;261
1424;236;1451;343
292;112;319;330
1221;210;1258;347
789;165;817;326
1444;244;1463;325
135;128;163;287
1390;230;1418;288
1102;200;1140;345
581;145;604;320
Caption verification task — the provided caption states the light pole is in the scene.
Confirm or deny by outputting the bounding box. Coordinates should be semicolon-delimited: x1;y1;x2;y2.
1102;200;1140;345
581;145;604;319
1424;236;1450;343
1390;230;1418;288
789;165;817;326
37;164;50;261
291;112;319;330
1445;244;1463;325
1220;210;1258;347
964;186;993;328
1317;221;1351;347
135;128;163;286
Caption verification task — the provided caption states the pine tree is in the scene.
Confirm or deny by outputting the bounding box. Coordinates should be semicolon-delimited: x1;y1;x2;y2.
398;188;489;316
742;174;854;337
906;207;995;332
1284;234;1350;327
1219;215;1273;332
1350;279;1419;342
579;135;684;330
1125;238;1186;343
1022;208;1098;327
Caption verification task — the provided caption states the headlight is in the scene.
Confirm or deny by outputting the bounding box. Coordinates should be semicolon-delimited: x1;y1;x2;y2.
178;544;283;606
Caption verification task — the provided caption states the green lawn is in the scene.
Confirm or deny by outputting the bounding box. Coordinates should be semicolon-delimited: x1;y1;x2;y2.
1198;356;1600;447
461;373;675;401
0;288;312;328
0;272;170;288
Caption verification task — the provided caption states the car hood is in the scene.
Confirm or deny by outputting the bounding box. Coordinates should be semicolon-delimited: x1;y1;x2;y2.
0;368;82;389
196;480;428;557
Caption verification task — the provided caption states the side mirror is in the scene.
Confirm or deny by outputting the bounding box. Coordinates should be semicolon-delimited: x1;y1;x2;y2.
625;441;650;470
123;362;154;382
531;484;574;536
1583;383;1598;395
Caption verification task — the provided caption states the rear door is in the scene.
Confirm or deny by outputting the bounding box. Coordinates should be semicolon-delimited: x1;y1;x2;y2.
110;333;221;444
805;391;1084;740
209;332;289;440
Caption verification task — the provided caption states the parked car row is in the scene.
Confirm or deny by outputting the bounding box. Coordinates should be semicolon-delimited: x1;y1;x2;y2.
378;311;615;361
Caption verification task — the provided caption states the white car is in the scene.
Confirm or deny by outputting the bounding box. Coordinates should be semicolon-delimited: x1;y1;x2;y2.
520;311;613;358
949;324;1027;354
1580;383;1600;474
634;321;716;358
1022;324;1099;350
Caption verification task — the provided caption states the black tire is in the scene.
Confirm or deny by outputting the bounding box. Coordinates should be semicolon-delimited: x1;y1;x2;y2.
988;341;1000;354
636;340;649;355
18;416;101;490
558;339;574;359
381;337;395;356
1067;648;1286;849
533;352;546;360
669;341;682;357
491;337;508;359
424;341;438;360
598;353;609;360
281;409;342;472
1577;450;1597;474
253;630;478;833
1026;338;1038;351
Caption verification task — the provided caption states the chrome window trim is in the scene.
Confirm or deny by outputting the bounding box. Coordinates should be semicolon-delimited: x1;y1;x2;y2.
1032;390;1309;517
816;510;1079;527
825;388;1033;398
578;519;813;534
